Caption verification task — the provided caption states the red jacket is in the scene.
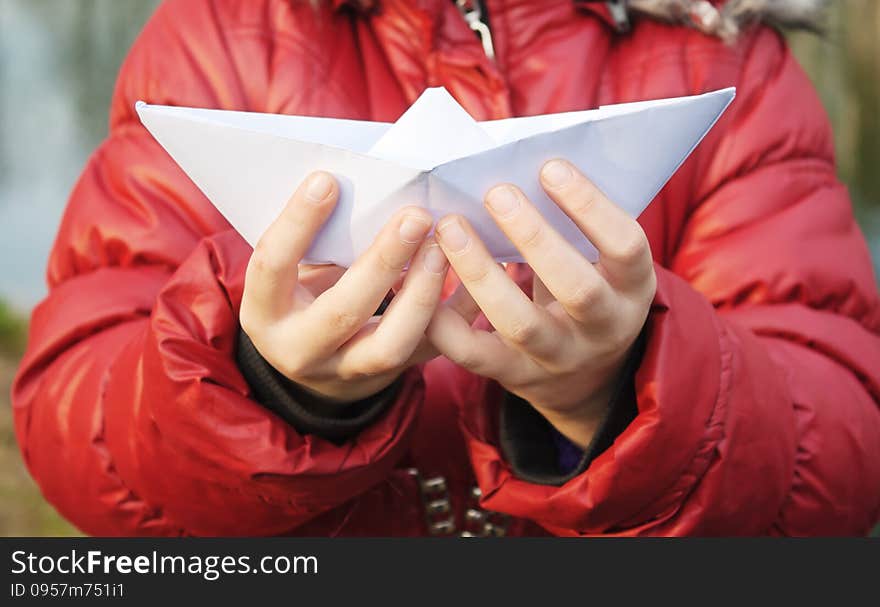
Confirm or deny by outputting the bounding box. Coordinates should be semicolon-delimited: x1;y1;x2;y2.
13;0;880;536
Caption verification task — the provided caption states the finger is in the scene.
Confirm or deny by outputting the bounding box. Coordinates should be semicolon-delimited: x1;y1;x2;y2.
445;281;481;325
302;206;433;355
320;327;439;383
484;184;613;324
336;238;448;377
435;215;562;359
298;264;346;297
407;337;440;366
532;275;554;308
426;305;525;381
242;171;338;325
540;159;653;288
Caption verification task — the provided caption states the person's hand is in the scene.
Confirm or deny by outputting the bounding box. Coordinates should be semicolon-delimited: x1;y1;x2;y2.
240;171;449;403
427;159;656;448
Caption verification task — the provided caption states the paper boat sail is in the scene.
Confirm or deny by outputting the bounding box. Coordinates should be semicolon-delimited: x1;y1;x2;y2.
136;86;735;266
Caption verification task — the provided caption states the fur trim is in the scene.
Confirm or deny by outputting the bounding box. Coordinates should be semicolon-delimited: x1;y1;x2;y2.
329;1;827;42
625;0;828;41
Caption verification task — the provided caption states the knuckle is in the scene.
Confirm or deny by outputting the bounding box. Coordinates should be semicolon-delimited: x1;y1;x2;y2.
517;222;545;250
249;241;286;276
506;316;542;346
410;288;439;311
406;276;444;310
571;188;600;216
361;348;408;376
564;282;603;316
447;343;481;371
461;262;492;285
612;226;650;264
326;308;362;334
376;248;407;274
443;341;483;372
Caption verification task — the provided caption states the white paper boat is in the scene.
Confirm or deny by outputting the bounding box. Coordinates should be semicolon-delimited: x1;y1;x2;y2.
136;86;735;266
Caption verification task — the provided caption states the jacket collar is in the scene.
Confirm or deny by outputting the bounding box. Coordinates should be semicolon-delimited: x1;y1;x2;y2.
331;0;621;26
573;1;629;31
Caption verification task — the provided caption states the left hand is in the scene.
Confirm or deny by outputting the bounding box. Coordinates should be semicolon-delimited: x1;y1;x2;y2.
427;159;656;449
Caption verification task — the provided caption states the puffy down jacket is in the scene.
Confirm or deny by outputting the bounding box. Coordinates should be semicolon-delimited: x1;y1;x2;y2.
13;0;880;536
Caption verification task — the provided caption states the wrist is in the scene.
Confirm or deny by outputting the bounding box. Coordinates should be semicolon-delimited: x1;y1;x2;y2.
535;381;615;450
236;330;405;442
295;375;402;408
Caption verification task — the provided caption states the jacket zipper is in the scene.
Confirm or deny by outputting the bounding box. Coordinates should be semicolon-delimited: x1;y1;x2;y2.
454;0;495;59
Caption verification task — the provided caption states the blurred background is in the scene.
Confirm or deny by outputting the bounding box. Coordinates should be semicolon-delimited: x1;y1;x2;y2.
1;0;878;536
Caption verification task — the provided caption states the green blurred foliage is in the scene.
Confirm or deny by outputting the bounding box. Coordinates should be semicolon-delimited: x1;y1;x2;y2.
0;297;80;535
0;314;82;536
0;301;27;357
788;0;880;224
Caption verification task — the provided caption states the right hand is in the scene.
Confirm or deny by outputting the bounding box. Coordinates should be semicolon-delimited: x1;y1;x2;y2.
240;171;449;403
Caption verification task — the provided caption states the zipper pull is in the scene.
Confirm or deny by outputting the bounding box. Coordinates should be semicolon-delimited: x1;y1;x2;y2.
455;0;496;59
606;0;630;32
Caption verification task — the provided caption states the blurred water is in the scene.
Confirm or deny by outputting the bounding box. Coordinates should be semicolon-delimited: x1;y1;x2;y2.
0;0;159;310
0;0;878;311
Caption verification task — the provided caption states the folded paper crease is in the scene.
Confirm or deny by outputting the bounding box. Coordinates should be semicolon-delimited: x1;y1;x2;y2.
136;86;735;267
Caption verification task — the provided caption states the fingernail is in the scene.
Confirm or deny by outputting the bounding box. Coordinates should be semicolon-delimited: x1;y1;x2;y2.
542;160;573;188
424;244;448;274
305;172;334;202
437;218;470;252
399;215;431;244
486;185;520;217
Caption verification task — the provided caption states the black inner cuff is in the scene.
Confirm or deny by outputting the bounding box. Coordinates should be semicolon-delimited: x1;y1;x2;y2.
235;330;401;444
499;330;645;486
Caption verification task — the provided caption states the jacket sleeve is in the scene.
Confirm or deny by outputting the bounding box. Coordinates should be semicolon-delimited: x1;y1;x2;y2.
498;333;643;484
236;331;403;443
12;0;421;536
463;28;880;535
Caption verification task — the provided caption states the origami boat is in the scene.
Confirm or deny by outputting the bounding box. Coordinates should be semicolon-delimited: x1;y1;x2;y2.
137;86;735;266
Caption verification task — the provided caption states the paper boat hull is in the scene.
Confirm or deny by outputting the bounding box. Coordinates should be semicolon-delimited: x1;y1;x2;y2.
137;88;734;267
431;87;735;262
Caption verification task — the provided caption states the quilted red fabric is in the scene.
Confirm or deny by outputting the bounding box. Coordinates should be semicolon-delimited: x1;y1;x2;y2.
13;0;880;536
